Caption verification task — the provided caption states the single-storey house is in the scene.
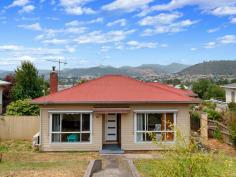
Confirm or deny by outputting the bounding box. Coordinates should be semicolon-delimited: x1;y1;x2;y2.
222;83;236;103
0;80;10;114
32;68;199;152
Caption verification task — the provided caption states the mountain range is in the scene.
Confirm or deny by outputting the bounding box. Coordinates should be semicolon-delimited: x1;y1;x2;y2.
1;60;236;79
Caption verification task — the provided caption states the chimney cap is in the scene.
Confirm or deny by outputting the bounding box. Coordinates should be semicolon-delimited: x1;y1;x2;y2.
52;66;56;72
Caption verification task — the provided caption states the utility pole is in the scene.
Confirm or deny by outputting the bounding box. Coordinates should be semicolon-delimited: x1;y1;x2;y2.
46;59;67;80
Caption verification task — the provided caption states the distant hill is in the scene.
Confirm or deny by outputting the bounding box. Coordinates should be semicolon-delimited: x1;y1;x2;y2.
179;60;236;75
61;63;189;78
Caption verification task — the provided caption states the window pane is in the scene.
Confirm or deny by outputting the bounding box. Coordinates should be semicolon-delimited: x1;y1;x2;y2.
147;113;164;131
136;132;145;142
166;132;174;142
82;114;90;131
52;133;60;142
147;132;166;142
81;133;90;142
62;114;80;132
166;113;174;130
52;114;60;132
61;133;80;142
137;113;145;131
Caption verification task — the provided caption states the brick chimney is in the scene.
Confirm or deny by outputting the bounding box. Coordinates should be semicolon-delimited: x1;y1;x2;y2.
50;66;58;94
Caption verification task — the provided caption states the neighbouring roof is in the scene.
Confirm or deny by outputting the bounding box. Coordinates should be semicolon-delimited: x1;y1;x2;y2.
222;83;236;89
32;75;199;104
0;80;10;86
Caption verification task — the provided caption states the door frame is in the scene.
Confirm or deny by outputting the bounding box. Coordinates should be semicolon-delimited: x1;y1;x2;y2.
105;113;118;143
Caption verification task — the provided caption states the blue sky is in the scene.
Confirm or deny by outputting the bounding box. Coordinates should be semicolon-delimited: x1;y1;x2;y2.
0;0;236;70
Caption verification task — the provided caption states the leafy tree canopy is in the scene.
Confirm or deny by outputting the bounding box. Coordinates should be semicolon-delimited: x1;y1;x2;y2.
6;99;39;116
11;61;48;100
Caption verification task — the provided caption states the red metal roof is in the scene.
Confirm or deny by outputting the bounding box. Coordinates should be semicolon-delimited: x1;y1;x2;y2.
32;75;199;104
146;82;197;97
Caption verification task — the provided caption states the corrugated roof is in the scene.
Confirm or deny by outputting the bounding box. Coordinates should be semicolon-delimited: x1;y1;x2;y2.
0;80;10;86
32;75;199;104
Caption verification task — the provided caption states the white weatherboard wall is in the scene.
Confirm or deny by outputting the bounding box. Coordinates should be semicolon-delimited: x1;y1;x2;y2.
225;88;236;103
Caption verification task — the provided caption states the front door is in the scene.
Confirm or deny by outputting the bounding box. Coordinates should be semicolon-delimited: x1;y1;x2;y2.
105;114;117;142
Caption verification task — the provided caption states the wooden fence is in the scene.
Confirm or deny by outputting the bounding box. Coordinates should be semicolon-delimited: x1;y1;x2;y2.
0;116;39;140
208;119;232;145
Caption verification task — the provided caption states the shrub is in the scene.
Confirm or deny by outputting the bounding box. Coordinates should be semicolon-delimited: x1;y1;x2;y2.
228;102;236;112
213;126;222;141
203;108;222;121
6;99;39;116
191;111;200;121
225;111;236;147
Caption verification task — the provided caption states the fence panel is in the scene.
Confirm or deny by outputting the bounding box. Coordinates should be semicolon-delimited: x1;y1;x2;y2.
0;116;39;140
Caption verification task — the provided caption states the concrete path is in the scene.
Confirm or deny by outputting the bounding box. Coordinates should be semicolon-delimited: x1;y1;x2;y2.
92;155;132;177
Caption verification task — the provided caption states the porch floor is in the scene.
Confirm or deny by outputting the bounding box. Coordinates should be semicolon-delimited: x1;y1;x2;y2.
100;144;124;154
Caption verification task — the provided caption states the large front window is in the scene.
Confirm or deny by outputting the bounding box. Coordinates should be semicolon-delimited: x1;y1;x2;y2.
51;113;91;143
135;112;176;142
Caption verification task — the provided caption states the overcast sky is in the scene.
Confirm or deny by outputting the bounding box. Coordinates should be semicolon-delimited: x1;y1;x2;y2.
0;0;236;70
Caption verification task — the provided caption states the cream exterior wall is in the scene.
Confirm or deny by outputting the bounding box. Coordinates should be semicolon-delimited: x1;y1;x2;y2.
39;104;191;151
225;88;236;103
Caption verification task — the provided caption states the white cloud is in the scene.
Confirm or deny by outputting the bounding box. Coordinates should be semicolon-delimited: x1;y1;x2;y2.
19;5;35;13
65;45;76;53
0;45;22;51
190;47;197;51
204;42;216;49
139;13;182;26
127;40;157;49
211;6;236;16
230;17;236;24
107;19;127;27
140;13;198;36
18;23;42;31
207;27;220;33
142;0;236;16
65;18;103;26
74;30;135;44
60;0;96;15
8;0;29;8
42;39;67;45
102;0;153;11
218;35;236;44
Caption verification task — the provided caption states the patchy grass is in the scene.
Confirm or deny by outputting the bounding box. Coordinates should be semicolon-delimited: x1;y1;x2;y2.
135;151;236;177
0;140;99;177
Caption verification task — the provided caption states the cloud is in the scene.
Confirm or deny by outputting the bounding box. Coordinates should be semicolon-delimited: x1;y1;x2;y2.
102;0;153;12
0;45;22;51
19;5;35;13
211;6;236;16
18;23;42;31
127;40;157;49
204;42;216;49
190;47;197;51
142;0;236;17
107;19;127;27
65;17;103;26
230;17;236;24
139;13;198;35
218;35;236;44
74;30;135;44
8;0;29;8
60;0;96;15
207;27;220;33
42;39;67;45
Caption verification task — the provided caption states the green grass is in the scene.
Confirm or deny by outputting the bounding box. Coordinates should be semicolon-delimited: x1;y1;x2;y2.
135;152;236;177
0;140;98;177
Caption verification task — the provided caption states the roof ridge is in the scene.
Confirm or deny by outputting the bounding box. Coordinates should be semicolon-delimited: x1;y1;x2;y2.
146;82;193;99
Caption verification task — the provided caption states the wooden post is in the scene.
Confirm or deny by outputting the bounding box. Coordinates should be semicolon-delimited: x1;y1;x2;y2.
200;113;208;143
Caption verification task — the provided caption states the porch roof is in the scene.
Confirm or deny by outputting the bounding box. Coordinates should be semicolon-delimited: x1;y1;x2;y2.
92;107;131;114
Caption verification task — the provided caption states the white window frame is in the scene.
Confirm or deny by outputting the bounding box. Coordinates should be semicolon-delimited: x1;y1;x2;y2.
49;111;93;144
134;110;177;144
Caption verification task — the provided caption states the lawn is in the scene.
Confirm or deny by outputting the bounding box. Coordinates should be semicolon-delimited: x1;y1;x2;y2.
134;150;236;177
0;140;99;177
